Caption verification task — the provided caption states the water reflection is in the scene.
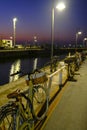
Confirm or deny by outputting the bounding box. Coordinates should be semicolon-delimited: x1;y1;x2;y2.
0;57;51;85
33;58;38;71
9;59;21;82
9;58;38;82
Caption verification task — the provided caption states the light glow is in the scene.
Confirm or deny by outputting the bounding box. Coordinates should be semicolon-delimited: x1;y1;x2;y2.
78;31;82;35
56;2;66;11
84;38;87;40
13;17;17;22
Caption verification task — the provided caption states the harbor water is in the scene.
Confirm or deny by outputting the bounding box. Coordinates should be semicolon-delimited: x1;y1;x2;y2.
0;57;50;86
0;55;66;86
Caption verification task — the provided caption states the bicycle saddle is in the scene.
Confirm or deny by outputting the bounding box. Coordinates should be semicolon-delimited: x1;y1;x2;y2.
7;89;20;99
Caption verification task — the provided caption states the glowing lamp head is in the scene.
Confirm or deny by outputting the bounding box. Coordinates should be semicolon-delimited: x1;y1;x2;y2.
13;18;17;22
56;2;66;11
78;31;82;35
84;38;87;41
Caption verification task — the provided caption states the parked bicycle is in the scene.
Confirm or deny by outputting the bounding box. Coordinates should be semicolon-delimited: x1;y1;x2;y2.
64;56;76;79
74;51;82;71
0;69;48;130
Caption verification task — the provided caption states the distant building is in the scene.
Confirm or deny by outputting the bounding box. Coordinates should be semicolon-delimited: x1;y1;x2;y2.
0;39;13;48
15;44;24;48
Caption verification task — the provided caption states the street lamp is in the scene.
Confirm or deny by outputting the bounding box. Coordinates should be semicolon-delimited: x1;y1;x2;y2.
83;38;87;47
76;31;82;50
13;17;17;47
51;2;65;59
56;2;66;11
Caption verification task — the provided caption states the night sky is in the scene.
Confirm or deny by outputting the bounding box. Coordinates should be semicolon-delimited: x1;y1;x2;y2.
0;0;87;45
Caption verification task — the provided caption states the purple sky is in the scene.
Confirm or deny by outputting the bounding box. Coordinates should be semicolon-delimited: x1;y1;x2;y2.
0;0;87;44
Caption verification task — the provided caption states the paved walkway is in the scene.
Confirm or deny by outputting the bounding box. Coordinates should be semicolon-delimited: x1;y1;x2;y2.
43;59;87;130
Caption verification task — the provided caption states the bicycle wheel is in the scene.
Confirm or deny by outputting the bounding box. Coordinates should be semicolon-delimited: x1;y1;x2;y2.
19;120;34;130
0;102;17;130
32;85;48;120
0;101;31;130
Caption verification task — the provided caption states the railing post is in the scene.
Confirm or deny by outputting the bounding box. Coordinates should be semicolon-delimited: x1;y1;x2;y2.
59;68;62;90
28;80;34;130
58;62;65;89
47;76;53;102
25;76;34;130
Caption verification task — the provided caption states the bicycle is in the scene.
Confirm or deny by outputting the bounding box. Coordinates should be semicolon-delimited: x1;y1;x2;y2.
64;56;76;79
0;69;48;130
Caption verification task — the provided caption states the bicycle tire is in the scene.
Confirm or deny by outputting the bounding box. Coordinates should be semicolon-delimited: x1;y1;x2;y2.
0;102;17;130
19;120;34;130
0;101;32;130
32;85;48;120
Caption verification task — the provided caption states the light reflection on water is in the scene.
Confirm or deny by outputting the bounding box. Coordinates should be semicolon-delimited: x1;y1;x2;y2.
9;58;38;83
9;59;21;82
0;57;50;86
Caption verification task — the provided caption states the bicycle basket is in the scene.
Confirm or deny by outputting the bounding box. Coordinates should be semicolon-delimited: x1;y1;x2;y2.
31;72;48;85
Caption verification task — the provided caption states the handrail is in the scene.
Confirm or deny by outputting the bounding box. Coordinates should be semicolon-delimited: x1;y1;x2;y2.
48;65;66;78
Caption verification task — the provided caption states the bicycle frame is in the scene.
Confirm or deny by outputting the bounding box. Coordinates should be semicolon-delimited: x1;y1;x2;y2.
7;79;48;129
14;99;34;130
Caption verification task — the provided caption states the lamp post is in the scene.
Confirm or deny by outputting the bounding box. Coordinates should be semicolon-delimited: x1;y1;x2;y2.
13;18;17;47
75;31;82;51
51;6;54;59
51;2;65;59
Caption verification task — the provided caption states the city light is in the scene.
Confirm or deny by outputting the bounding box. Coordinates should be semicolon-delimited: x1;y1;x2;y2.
83;38;87;47
77;31;82;35
84;38;87;40
76;31;82;50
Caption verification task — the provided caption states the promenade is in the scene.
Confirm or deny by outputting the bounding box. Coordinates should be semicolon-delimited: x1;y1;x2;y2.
43;58;87;130
0;56;87;130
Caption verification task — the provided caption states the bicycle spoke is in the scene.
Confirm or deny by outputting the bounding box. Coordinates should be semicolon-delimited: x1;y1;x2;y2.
33;86;48;120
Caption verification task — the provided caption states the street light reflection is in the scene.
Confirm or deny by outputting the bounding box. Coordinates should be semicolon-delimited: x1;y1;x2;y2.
9;59;21;82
